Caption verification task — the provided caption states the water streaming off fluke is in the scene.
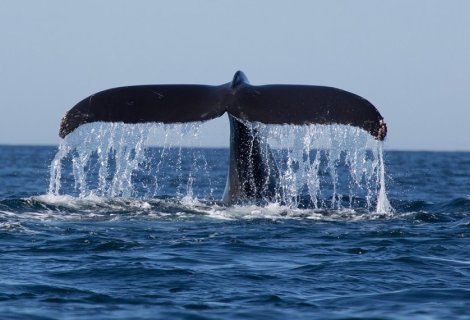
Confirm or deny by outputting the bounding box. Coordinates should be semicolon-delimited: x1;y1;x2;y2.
48;122;393;214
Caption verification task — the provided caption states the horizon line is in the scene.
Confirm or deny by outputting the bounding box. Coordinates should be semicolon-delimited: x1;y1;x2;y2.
0;143;469;153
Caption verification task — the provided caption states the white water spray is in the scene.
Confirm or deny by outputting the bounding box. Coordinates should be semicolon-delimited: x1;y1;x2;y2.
48;122;392;213
255;123;392;213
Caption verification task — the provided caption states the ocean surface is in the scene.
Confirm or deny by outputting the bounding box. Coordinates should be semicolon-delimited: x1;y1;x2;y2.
1;139;470;319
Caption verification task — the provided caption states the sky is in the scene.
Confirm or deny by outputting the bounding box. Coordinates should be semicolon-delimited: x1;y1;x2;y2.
0;1;469;151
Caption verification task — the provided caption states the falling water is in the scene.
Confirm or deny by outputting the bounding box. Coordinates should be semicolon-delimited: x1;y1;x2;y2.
48;122;206;199
48;121;392;213
256;122;393;213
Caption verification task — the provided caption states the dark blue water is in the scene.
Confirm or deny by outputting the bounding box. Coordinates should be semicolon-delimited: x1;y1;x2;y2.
1;145;470;319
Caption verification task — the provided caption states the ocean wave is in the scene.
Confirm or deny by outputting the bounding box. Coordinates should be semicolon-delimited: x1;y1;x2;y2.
0;194;397;223
1;194;469;224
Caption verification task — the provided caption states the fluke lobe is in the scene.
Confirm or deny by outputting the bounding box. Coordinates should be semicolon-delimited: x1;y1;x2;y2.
59;71;387;204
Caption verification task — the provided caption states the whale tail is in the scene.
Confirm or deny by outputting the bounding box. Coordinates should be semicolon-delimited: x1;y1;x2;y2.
58;71;388;204
59;71;386;140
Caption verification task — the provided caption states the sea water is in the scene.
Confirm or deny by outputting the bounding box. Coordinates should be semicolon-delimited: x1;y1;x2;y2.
0;123;469;319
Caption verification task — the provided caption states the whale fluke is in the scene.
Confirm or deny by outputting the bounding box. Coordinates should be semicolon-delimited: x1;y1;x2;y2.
59;85;227;139
229;84;387;140
59;71;387;140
